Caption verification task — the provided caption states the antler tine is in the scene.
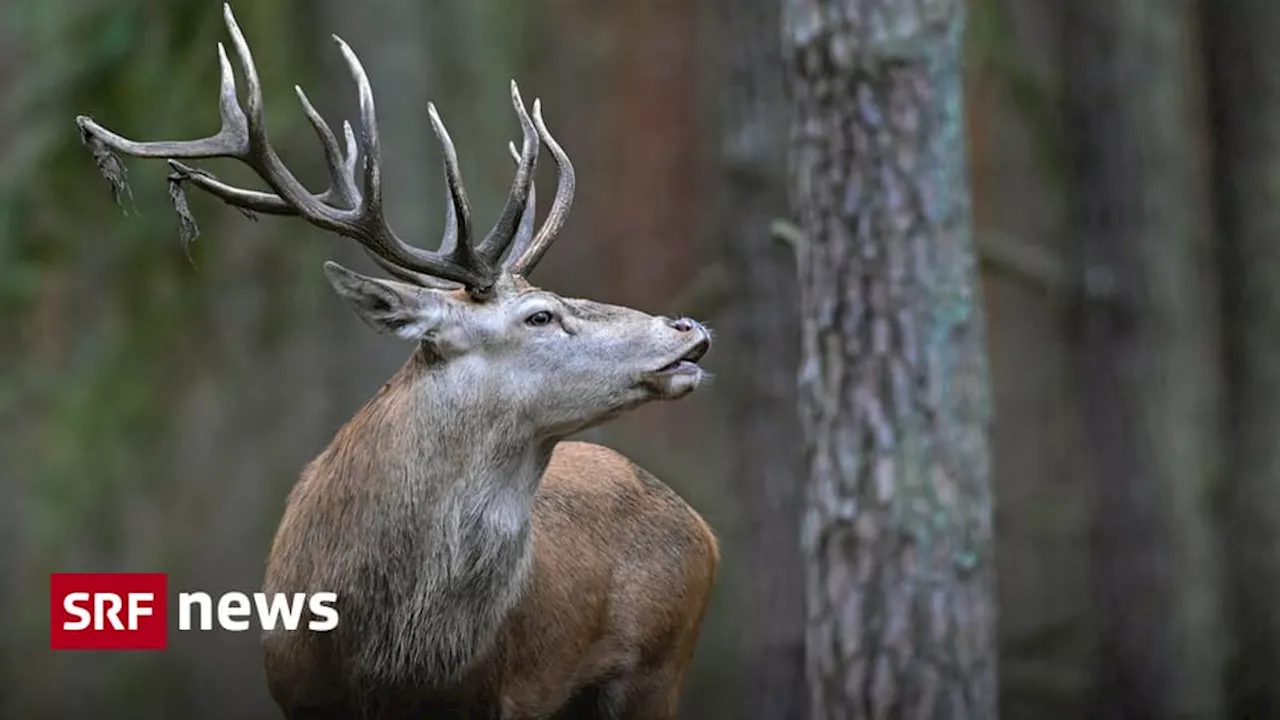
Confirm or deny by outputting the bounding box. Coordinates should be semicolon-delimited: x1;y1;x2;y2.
76;41;247;160
76;3;498;294
476;81;539;264
78;12;344;222
501;140;538;265
164;91;360;216
168;79;459;288
324;119;462;288
328;35;494;292
436;176;459;257
295;88;361;209
428;109;460;258
425;103;491;280
168;89;462;289
505;100;575;277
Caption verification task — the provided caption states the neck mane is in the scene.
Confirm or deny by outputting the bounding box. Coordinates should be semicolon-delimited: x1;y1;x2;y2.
293;349;552;688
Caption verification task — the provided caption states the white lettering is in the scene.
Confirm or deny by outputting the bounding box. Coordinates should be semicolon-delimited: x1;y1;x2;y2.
178;592;213;630
62;592;91;631
126;593;153;630
96;593;123;630
58;586;342;635
254;592;307;631
308;593;339;632
163;591;342;632
217;592;252;632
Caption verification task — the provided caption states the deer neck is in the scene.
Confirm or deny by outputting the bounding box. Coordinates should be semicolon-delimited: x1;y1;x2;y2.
314;350;552;685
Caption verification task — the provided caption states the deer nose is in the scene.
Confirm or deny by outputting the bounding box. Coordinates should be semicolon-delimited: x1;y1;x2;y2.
669;317;701;333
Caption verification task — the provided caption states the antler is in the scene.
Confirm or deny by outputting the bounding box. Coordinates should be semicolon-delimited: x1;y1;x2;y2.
75;3;565;297
501;102;576;277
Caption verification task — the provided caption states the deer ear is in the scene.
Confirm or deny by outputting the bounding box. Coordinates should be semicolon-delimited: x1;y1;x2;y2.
323;261;448;341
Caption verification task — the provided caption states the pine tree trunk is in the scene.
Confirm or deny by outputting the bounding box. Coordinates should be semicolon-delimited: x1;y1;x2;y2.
781;1;998;716
1061;2;1225;717
1205;2;1280;717
717;0;806;717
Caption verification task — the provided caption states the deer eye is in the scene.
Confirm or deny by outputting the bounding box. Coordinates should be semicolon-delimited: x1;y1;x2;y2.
525;310;555;327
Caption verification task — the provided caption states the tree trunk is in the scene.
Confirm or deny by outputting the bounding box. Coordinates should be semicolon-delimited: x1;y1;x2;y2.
1061;2;1225;718
716;0;806;718
781;1;998;717
1205;2;1280;717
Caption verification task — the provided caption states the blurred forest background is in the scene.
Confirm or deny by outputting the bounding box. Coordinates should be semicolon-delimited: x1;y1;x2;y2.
2;0;1278;718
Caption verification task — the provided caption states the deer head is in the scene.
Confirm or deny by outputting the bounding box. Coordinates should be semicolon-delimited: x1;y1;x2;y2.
76;3;710;442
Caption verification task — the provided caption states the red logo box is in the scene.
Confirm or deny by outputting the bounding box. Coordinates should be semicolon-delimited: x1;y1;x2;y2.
50;573;168;650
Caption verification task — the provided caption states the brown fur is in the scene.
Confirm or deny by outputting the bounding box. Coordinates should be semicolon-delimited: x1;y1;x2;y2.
491;443;718;718
73;7;716;714
262;335;717;720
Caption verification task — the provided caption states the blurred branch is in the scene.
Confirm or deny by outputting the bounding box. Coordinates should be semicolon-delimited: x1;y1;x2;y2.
770;218;807;258
977;230;1071;296
767;216;1070;294
671;223;1068;320
667;219;805;318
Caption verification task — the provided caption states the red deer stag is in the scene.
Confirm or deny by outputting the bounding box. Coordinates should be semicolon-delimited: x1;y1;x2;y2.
76;5;718;719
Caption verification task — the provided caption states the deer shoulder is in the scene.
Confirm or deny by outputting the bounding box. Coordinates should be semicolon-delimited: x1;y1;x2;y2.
494;442;718;714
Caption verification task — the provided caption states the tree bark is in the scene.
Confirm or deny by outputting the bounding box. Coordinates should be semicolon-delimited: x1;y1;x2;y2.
1061;2;1225;718
716;0;806;718
1205;2;1280;717
781;1;998;717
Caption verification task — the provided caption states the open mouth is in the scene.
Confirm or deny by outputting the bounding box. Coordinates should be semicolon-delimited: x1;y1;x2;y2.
656;338;710;374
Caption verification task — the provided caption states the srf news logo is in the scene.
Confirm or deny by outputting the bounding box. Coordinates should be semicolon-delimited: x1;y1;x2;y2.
50;573;338;650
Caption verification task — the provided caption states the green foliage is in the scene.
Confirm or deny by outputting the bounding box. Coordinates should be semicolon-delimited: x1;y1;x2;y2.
0;0;310;714
2;0;290;536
